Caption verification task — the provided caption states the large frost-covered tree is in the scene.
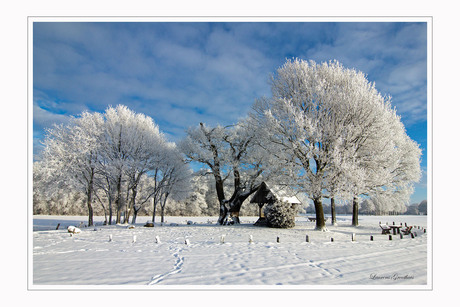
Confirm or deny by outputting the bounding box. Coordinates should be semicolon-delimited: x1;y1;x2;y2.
100;105;167;224
180;119;266;224
251;59;421;230
180;123;227;213
218;120;265;224
40;111;104;226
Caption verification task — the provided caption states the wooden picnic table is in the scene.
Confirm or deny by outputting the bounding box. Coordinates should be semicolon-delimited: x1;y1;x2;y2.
388;225;402;235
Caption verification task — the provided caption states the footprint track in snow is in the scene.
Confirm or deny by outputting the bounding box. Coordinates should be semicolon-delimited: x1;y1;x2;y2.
147;251;185;285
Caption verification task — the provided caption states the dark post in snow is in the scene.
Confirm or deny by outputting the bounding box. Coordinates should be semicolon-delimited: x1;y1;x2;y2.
306;235;309;243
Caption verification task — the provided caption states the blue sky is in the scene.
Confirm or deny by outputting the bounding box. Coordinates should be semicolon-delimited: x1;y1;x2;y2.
33;21;428;204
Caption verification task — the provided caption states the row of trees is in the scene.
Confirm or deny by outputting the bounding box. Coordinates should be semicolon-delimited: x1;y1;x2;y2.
405;200;428;215
34;59;422;230
34;105;191;226
33;175;261;217
33;182;425;218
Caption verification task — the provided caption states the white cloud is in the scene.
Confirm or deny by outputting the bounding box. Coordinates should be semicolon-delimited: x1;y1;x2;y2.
32;22;427;148
33;101;70;130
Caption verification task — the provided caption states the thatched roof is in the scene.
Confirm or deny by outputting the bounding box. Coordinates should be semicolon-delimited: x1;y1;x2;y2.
250;182;301;204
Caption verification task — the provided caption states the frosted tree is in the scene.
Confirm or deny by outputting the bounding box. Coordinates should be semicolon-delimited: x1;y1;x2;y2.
181;176;210;216
339;102;421;225
251;59;421;230
99;105;169;224
180;119;266;224
156;142;192;223
360;199;375;215
218;119;266;224
180;123;228;216
251;59;352;230
40;111;104;226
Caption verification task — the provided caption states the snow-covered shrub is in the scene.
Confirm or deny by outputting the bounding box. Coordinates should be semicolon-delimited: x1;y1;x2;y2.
264;200;297;228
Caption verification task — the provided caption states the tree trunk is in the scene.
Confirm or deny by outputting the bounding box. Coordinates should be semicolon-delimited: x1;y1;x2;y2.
87;190;94;227
352;196;359;226
218;200;229;225
160;192;169;224
86;168;95;227
314;197;326;231
228;198;243;224
87;200;93;227
220;184;261;225
215;176;225;204
152;194;159;224
331;197;337;226
103;208;107;225
215;175;226;222
125;187;137;224
123;188;130;224
115;172;123;224
227;169;243;224
108;194;113;225
99;196;107;225
132;208;138;224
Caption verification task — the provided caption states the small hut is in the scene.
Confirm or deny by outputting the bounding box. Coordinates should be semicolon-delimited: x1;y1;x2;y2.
250;182;301;226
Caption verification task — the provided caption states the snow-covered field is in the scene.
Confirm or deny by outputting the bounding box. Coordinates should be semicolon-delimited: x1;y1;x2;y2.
30;214;429;289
